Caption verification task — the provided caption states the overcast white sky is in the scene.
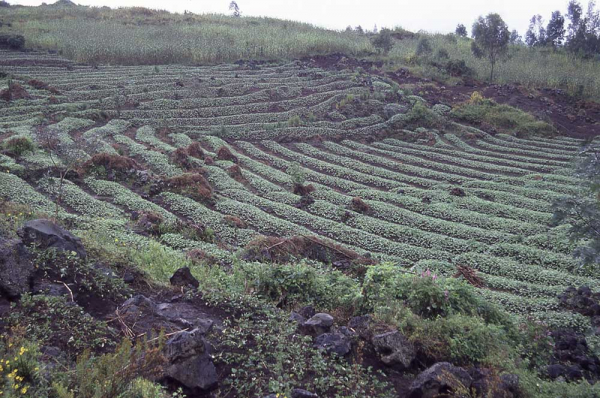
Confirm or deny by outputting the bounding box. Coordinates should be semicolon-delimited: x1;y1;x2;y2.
10;0;576;35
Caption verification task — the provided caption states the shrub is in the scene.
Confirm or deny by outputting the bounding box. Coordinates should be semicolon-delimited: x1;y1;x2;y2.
54;338;167;398
405;312;512;365
405;101;443;128
372;28;394;54
2;136;35;157
445;59;474;77
239;261;361;311
415;37;433;56
0;330;47;397
436;48;450;59
0;34;25;50
287;115;302;127
450;98;558;137
363;264;509;324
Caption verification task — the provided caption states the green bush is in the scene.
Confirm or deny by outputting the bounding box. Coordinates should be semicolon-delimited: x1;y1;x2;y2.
239;261;361;311
409;313;511;365
54;338;167;398
2;137;35;157
0;332;47;397
287;115;301;127
363;264;504;321
450;97;558;137
415;37;432;56
405;101;444;128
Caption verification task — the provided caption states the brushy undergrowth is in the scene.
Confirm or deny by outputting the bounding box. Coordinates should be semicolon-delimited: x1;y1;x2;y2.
450;93;558;136
379;31;600;101
0;5;371;65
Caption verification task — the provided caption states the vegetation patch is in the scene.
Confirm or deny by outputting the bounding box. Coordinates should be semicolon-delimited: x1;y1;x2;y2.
451;94;558;136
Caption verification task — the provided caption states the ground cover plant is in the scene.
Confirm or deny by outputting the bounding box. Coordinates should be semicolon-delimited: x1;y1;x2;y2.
0;4;600;398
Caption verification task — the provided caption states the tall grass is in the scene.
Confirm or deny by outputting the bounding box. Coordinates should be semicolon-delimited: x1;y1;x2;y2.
0;5;372;65
385;33;600;100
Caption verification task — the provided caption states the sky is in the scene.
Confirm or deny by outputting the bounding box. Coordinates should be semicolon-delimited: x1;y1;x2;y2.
10;0;575;35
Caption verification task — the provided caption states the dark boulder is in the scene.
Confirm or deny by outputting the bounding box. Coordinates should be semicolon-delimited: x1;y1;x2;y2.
0;238;34;299
32;280;71;297
545;364;567;380
170;267;199;289
19;219;86;258
408;362;472;398
372;331;415;369
348;315;372;339
314;332;353;356
165;329;218;391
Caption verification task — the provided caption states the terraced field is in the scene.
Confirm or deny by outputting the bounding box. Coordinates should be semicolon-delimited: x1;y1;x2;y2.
1;49;597;332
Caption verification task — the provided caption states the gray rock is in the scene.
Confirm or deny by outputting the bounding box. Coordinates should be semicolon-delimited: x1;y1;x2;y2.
384;103;408;119
290;311;306;325
155;303;214;334
165;329;218;391
19;219;86;258
372;331;415;369
291;388;319;398
121;295;157;314
303;313;333;335
408;362;472;398
0;238;34;299
314;332;353;356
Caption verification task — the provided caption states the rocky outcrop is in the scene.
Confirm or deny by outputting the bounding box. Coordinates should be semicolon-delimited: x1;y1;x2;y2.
19;219;86;258
408;362;472;398
372;330;415;369
559;286;600;335
0;238;34;299
314;330;354;356
303;313;334;335
165;329;218;391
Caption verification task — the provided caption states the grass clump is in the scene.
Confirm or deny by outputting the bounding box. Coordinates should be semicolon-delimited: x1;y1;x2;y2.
450;93;558;137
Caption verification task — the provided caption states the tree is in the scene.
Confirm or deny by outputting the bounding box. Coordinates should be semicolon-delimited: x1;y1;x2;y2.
565;0;600;56
552;143;600;273
355;25;364;34
509;29;523;45
525;15;546;46
567;0;584;41
471;13;510;81
372;28;393;54
546;11;566;47
229;1;241;17
455;24;468;37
